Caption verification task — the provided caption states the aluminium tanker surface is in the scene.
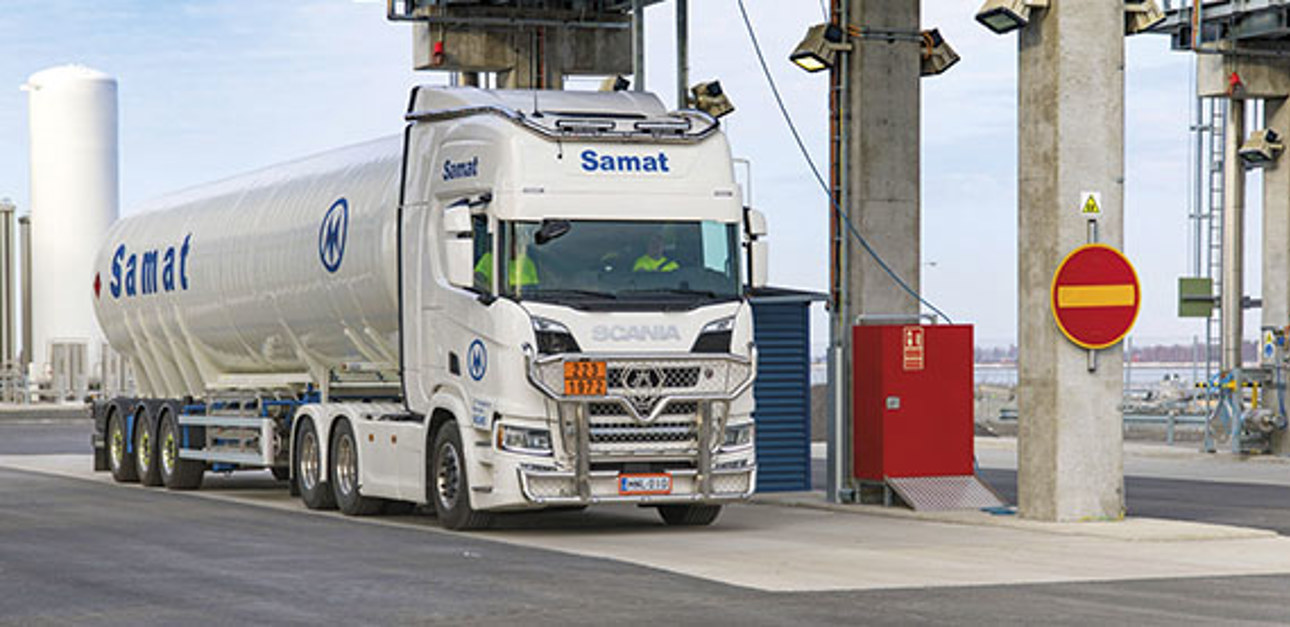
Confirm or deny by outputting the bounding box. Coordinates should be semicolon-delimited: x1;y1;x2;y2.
91;87;766;529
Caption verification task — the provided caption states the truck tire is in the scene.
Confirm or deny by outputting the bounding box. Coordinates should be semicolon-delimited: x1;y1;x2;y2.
295;419;335;510
134;406;163;487
157;408;203;490
330;420;382;516
431;420;491;531
657;504;722;526
106;408;138;483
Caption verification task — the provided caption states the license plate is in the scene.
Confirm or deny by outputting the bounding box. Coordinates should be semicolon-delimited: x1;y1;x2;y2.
563;360;607;396
618;473;672;496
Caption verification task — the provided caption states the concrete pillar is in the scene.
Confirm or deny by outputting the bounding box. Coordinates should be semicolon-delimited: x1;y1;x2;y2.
632;0;645;92
828;0;920;501
842;0;921;321
1017;1;1125;521
1265;98;1290;455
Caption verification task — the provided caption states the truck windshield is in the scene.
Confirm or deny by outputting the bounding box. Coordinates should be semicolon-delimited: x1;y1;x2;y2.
498;219;741;308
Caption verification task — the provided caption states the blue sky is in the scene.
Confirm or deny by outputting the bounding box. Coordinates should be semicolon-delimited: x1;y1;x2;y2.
0;1;1230;350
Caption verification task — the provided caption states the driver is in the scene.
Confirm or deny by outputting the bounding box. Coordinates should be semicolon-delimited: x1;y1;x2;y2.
475;250;539;288
633;234;679;273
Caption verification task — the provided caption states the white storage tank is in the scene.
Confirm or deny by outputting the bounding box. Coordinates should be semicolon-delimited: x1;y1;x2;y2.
23;65;119;387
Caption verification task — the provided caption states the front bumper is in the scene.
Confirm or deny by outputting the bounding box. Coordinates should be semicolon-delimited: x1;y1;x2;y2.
518;465;757;505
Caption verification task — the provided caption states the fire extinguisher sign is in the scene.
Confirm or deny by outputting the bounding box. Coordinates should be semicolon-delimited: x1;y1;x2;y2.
902;326;925;372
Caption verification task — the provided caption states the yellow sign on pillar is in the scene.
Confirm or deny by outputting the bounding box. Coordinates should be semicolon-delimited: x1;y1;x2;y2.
1080;191;1102;218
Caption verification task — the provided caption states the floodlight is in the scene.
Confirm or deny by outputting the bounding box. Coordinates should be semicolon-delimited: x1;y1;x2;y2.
1125;0;1166;35
790;23;847;73
690;81;735;119
975;0;1047;35
599;75;630;92
1240;129;1284;168
920;29;960;77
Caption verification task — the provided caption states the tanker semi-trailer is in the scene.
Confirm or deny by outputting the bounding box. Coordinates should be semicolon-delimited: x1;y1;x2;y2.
90;87;766;529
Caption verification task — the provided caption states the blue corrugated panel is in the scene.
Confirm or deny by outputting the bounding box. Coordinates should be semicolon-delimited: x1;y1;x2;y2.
750;300;812;492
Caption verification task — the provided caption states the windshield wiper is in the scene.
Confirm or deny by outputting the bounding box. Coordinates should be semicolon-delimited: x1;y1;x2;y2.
522;288;618;300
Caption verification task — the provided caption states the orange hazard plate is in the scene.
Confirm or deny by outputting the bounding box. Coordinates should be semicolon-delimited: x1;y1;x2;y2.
563;361;607;396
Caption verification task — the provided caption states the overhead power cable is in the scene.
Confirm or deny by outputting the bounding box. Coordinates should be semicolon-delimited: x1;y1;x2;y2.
734;0;953;324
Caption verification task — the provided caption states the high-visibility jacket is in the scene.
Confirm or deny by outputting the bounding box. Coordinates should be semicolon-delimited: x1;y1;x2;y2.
633;254;679;273
475;252;539;287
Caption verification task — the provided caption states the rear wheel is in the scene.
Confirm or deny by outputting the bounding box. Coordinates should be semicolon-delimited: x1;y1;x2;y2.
134;407;163;487
295;419;335;510
432;421;491;531
107;409;137;483
657;504;722;526
330;420;382;516
158;409;203;490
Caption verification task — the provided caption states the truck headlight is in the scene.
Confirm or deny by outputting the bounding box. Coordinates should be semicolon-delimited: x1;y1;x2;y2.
692;316;734;353
533;317;581;355
722;422;754;450
496;424;553;456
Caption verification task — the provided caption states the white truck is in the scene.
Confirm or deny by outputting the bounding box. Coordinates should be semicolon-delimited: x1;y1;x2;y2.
90;87;765;529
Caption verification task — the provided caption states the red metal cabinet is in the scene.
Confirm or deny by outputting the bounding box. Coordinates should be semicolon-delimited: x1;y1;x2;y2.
853;324;974;481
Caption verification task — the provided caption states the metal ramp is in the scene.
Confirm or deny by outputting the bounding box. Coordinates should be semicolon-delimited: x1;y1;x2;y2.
882;475;1006;512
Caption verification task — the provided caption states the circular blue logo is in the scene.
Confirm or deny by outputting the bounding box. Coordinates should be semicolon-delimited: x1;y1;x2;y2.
468;339;487;381
319;198;349;273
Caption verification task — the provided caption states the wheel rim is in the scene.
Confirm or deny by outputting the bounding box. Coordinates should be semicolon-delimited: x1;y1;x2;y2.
335;432;356;497
300;428;320;492
160;419;176;477
436;440;461;511
136;418;151;474
109;417;125;471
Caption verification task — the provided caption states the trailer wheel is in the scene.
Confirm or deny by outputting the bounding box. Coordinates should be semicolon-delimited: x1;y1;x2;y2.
656;504;722;527
296;419;335;510
134;407;163;487
106;408;138;483
329;420;382;516
431;420;491;531
158;409;203;490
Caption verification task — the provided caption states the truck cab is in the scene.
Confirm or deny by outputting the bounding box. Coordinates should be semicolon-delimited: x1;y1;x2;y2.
397;88;762;526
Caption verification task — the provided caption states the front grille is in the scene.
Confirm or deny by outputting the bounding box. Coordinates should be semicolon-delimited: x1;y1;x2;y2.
587;400;698;417
588;419;696;445
607;366;701;389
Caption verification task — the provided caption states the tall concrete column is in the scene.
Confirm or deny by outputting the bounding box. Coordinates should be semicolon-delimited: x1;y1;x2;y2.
827;0;920;501
1265;98;1290;455
1017;1;1125;521
842;0;921;321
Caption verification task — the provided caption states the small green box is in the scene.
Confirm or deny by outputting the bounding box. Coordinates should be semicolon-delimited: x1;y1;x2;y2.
1178;277;1214;318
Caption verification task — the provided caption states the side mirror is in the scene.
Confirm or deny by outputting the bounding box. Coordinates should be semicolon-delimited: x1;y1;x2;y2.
745;208;769;290
443;206;475;289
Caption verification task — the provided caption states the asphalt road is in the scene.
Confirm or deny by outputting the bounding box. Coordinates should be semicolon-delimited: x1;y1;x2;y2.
4;422;1290;624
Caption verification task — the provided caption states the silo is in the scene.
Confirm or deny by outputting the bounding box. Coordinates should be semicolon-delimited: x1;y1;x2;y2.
23;65;118;390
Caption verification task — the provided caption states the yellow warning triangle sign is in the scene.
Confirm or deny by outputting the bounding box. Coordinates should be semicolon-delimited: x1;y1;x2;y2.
1082;194;1101;215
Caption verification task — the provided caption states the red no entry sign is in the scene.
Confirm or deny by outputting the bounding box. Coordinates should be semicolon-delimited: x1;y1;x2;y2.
1050;244;1141;350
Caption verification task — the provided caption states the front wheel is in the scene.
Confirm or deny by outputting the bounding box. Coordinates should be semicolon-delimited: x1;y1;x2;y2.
657;504;722;526
431;421;491;531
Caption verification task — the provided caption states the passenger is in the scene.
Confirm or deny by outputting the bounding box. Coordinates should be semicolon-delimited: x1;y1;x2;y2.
632;234;679;273
474;251;539;288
